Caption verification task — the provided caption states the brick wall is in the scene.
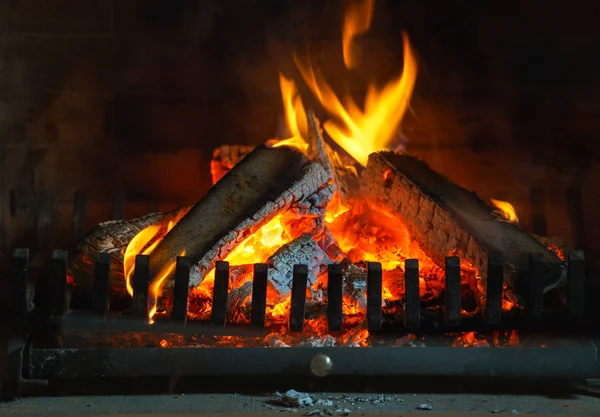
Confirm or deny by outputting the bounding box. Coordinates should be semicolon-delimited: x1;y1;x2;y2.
1;0;599;271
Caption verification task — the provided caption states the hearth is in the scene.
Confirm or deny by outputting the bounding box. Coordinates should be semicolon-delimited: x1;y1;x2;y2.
2;0;600;405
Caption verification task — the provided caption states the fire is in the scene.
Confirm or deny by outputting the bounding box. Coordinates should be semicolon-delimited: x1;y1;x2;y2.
272;74;309;154
294;31;418;166
124;209;189;321
342;0;375;69
490;198;519;224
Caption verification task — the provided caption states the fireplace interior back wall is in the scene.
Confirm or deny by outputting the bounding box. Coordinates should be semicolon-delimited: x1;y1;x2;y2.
1;0;599;281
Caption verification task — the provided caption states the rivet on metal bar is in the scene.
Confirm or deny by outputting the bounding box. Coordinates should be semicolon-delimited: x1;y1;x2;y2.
567;250;585;319
289;264;308;332
172;256;192;325
367;262;383;331
327;263;343;332
485;257;503;325
444;256;461;327
527;253;545;321
51;250;68;318
211;261;229;327
72;190;88;243
11;248;29;320
250;263;268;330
92;252;111;319
132;254;150;322
404;259;420;330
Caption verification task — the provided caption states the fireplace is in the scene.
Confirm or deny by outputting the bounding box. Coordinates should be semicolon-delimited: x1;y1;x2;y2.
2;0;600;402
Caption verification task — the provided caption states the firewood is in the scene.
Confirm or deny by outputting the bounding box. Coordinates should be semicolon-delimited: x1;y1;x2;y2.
69;206;192;294
362;152;566;308
148;145;332;290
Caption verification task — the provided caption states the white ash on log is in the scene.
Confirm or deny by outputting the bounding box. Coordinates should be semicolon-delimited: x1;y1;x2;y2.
267;233;331;301
147;145;332;289
210;144;255;184
361;152;566;308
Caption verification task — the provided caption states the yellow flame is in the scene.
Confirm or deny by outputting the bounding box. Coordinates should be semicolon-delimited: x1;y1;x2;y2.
274;74;309;153
342;0;375;69
294;31;417;166
272;137;309;154
490;198;519;224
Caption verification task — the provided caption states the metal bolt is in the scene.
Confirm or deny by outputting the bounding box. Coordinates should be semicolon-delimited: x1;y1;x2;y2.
310;353;333;377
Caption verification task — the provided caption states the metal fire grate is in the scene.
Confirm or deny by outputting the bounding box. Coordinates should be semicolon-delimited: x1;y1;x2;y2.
1;248;598;402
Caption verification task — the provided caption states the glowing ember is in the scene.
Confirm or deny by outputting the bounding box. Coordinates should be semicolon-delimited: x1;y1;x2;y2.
490;198;519;224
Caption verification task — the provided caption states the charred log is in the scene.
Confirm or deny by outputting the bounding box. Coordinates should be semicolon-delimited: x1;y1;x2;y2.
362;152;566;308
148;145;331;288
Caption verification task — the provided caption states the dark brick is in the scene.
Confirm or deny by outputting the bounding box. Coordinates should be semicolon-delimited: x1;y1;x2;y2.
9;0;113;34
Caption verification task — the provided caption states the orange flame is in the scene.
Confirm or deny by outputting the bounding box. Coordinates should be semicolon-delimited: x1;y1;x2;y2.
490;198;519;224
294;31;417;166
342;0;375;69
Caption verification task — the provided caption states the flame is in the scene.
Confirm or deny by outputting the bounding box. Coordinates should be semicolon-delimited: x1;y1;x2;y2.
272;74;309;153
124;210;189;321
342;0;375;69
490;198;519;224
294;31;417;166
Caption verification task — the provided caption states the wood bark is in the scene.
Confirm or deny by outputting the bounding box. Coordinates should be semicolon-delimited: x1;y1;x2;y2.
361;152;566;308
148;145;331;288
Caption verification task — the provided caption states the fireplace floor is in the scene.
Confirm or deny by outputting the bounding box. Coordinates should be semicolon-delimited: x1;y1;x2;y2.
2;387;600;415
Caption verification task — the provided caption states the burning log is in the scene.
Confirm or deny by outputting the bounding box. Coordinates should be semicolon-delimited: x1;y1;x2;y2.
267;233;331;301
69;206;192;293
306;111;360;202
148;145;331;288
362;152;566;308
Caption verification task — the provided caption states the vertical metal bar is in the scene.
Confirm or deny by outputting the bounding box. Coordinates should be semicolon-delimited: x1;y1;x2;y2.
132;254;149;322
527;253;545;321
172;256;192;325
567;250;585;319
11;248;29;320
444;256;461;327
51;250;68;318
367;262;383;331
327;263;343;332
485;257;503;325
111;191;126;220
92;252;111;319
289;264;308;332
404;259;420;330
529;186;547;236
72;190;88;243
250;263;268;330
211;261;229;327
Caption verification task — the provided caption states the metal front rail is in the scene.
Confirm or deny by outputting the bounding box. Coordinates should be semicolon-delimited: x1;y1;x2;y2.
28;336;600;380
